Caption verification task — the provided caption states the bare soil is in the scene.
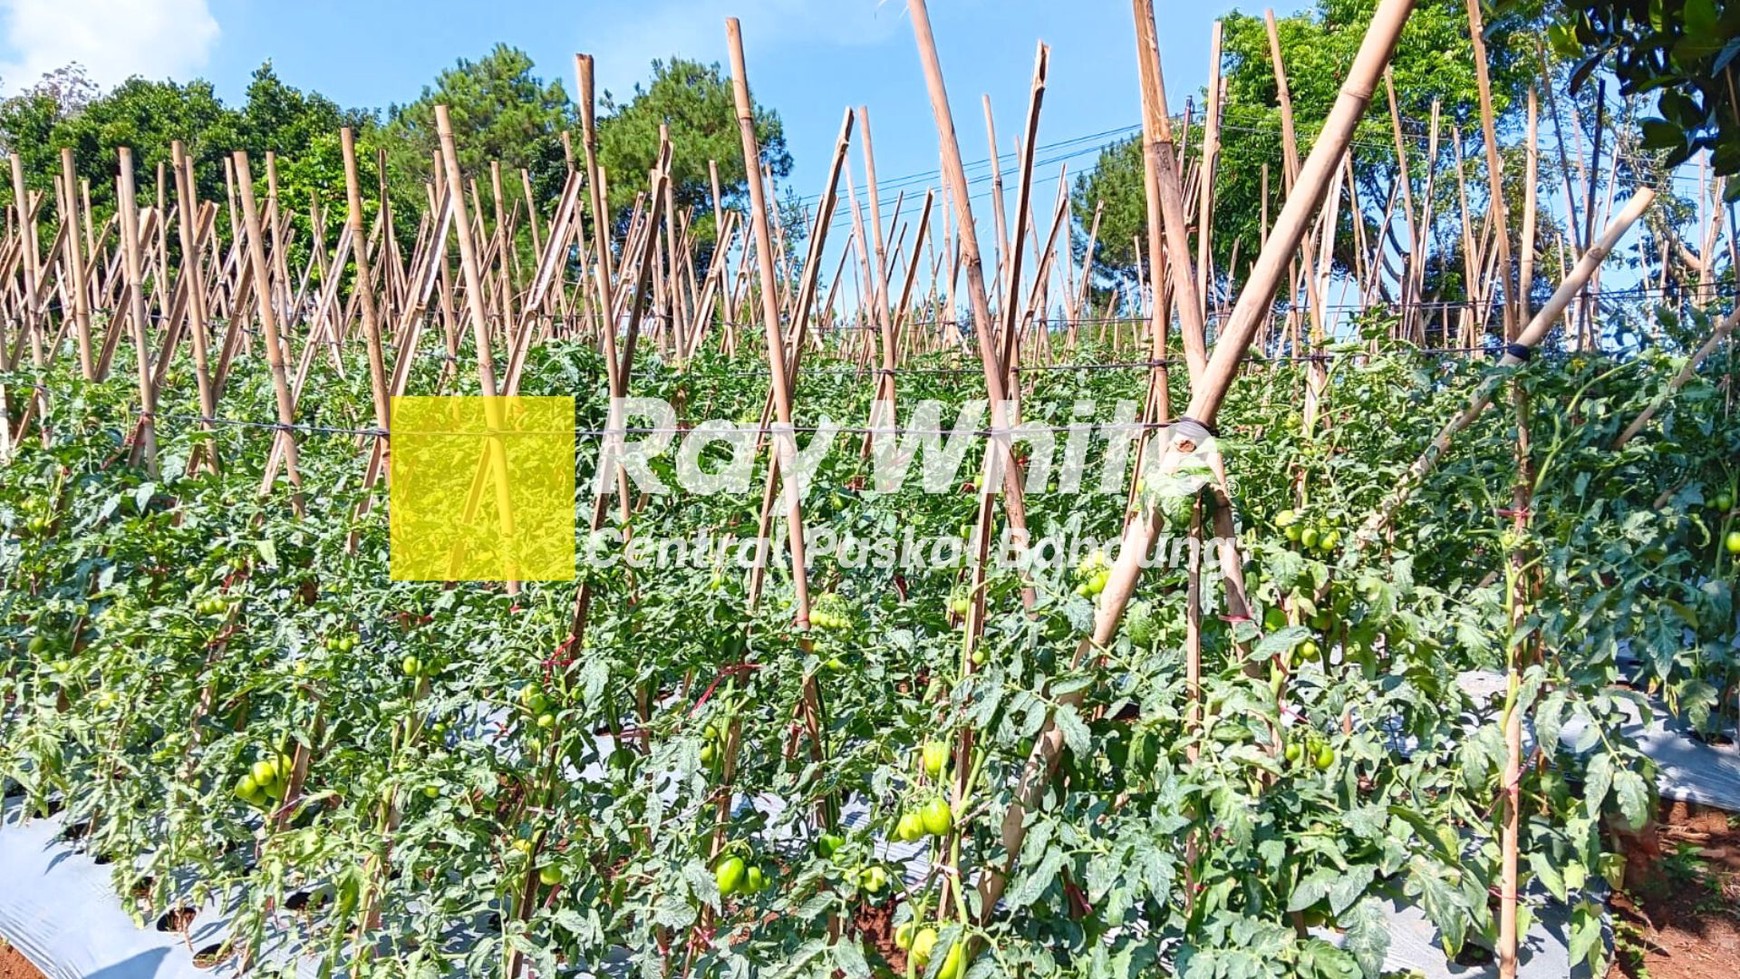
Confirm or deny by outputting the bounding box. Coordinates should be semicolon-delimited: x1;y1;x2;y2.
1613;800;1740;979
0;941;45;979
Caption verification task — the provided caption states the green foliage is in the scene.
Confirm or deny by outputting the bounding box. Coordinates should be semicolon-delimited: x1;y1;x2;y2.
1072;0;1541;287
4;326;1732;976
43;76;238;215
1539;0;1740;183
236;61;352;159
383;44;576;206
597;57;793;244
1;61;365;219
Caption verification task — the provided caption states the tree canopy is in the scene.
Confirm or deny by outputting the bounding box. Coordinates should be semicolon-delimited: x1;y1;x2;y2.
0;44;790;261
1072;0;1540;289
382;44;576;203
1532;0;1740;185
597;57;792;242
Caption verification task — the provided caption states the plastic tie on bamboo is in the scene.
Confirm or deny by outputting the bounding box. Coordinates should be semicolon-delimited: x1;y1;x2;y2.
389;396;576;581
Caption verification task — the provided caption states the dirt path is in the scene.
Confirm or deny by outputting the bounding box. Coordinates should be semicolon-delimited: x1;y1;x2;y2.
0;941;46;979
1614;801;1740;979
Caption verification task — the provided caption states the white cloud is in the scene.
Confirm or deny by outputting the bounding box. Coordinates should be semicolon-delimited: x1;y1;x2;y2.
586;0;902;100
0;0;219;94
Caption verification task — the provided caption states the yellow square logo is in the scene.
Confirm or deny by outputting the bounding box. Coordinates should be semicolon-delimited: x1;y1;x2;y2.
389;396;576;581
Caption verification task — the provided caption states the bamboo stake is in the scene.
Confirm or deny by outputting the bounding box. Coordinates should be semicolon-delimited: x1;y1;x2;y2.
115;150;159;474
728;18;813;629
59;149;95;380
171;142;219;474
1356;189;1656;548
233;151;304;513
343;128;393;499
1464;0;1514;337
1133;0;1207;380
978;0;1421;921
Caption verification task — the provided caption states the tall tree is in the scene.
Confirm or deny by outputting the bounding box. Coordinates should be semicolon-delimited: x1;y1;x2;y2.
239;61;354;158
0;65;100;205
383;45;574;203
1072;0;1539;289
45;76;241;215
1533;0;1740;182
596;57;793;245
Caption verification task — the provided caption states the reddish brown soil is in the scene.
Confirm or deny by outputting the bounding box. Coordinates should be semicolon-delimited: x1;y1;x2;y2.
0;942;46;979
1613;801;1740;979
853;898;909;974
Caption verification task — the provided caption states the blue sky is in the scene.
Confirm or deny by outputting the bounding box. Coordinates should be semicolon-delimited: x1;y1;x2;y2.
1;1;1304;227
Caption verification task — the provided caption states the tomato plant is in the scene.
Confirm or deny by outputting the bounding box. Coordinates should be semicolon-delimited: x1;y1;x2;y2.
0;334;1733;978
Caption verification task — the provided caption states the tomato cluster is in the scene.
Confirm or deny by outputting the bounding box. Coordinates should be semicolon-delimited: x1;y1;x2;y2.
233;749;293;809
1072;549;1111;598
714;853;772;897
1273;508;1342;554
893;797;954;841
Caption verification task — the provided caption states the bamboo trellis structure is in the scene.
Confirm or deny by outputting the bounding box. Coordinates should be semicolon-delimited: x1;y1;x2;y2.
0;3;1731;975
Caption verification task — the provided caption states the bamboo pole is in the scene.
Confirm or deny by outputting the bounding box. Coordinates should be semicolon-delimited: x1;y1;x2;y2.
115;150;159;474
1197;23;1224;321
727;18;813;630
59;149;95;381
1133;0;1207;380
171;141;220;474
907;0;1038;592
342;128;393;494
1464;0;1515;337
977;0;1422;921
232;151;304;513
435;105;524;591
1356;189;1656;549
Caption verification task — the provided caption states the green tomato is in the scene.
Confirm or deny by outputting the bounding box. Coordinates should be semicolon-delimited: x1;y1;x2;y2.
539;864;563;887
859;866;888;894
970;648;987;666
1262;607;1288;631
895;811;925;843
251;759;277;785
1713;491;1733;512
235;774;259;801
1314;746;1336;771
1727;530;1740;555
1284;742;1302;764
745;865;767;893
894;921;915;950
937;940;969;979
920;797;954;836
424;785;440;799
922;742;950;778
715;855;747;896
699;743;716;765
1300;527;1320;549
910;927;939;968
402;655;421;677
536;713;556;730
815;833;844;859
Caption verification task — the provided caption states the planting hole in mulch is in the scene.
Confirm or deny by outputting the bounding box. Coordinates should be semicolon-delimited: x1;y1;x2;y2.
192;941;234;969
157;905;197;932
1613;800;1740;979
